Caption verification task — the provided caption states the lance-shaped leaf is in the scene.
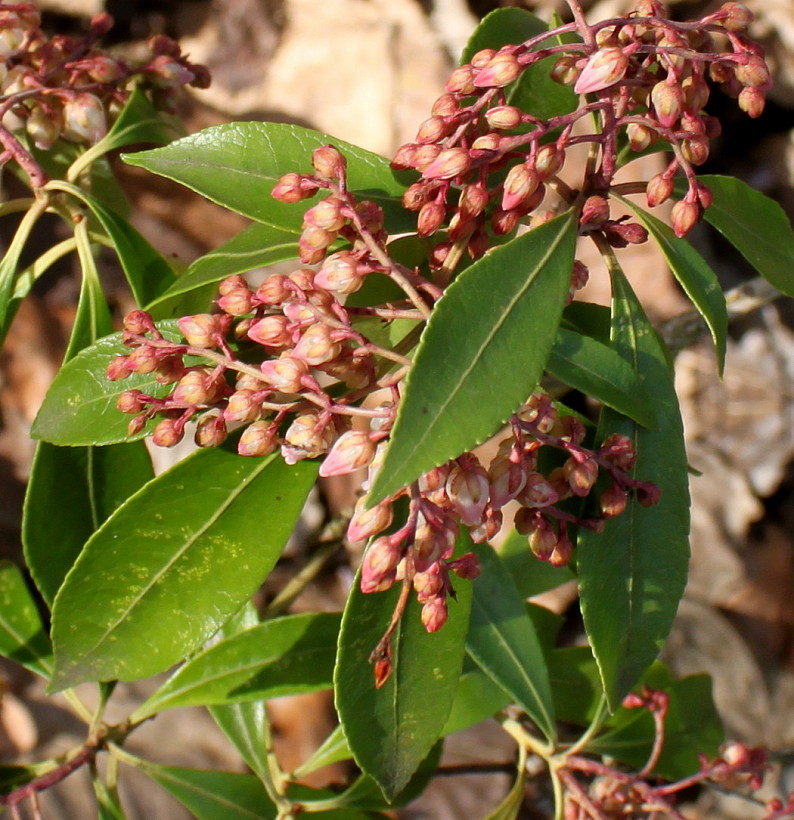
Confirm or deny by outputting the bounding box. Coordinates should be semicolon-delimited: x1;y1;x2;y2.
622;198;727;373
547;328;657;427
49;447;317;690
123;122;414;234
698;174;794;297
32;323;182;447
578;265;689;710
466;541;556;742
146;222;300;311
0;561;53;678
369;212;576;504
335;561;472;801
133;612;340;719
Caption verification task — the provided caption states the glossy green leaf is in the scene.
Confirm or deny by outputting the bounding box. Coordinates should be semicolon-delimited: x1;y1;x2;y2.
49;448;318;690
292;725;352;779
31;323;182;447
698;174;794;297
548;328;657;427
94;775;126;820
466;541;555;742
498;529;574;600
139;762;275;820
369;212;577;504
23;441;153;606
623;198;727;372
484;758;526;820
0;561;52;678
578;266;689;710
133;612;340;719
335;558;472;800
146;222;299;311
442;664;510;736
123;122;414;234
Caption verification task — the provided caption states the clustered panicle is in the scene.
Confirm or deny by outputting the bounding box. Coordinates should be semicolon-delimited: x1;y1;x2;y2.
0;4;208;187
392;0;768;242
108;0;769;683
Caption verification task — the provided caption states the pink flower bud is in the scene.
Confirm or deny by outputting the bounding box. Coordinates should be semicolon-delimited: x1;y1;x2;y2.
535;144;565;179
223;389;262;423
604;222;649;247
580;194;610;226
600;483;628;517
416;115;451;144
402;182;432;211
551;55;580;86
87;55;125;84
720;2;753;32
26;104;61;150
417;201;446;237
549;530;573;567
147;55;196;87
471;133;502;152
361;536;401;593
247;315;291;349
173;369;218;405
431;94;458;116
320;430;377;477
650;81;684;129
635;481;662;507
681;135;710;166
117;389;146;414
488;455;527;509
458;182;490;217
255;274;292;305
126;345;161;374
152;418;184;448
391;142;418;170
347;495;393;542
127;415;147;437
413;564;445;602
738;86;765;118
106;355;131;381
517;473;560;508
670;198;702;237
422;147;471;180
312;145;346;180
697;183;713;209
446;462;490;526
421;598;448;632
564;457;599;497
501;163;540;211
292;323;341;367
284;412;332;457
62;93;107;144
574;47;629;94
471;49;496;68
646;173;674;207
528;520;557;561
217;288;253;316
449;553;480;580
238;420;278;456
123;310;154;334
195;413;227;447
485;105;522;130
491;208;520;236
178;314;221;349
271;173;316;203
259;355;308;394
474;52;522;89
315;252;364;294
600;433;636;469
626;123;656;152
445;65;476;95
299;225;336;264
304;197;346;231
682;75;710;112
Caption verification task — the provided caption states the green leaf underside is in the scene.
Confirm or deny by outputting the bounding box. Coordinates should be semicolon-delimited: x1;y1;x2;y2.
31;323;183;447
0;561;52;677
135;612;340;719
147;222;300;309
369;212;577;504
622;198;727;372
577;266;690;710
139;762;276;820
123;122;414;234
698;174;794;298
548;328;657;427
466;542;555;742
49;448;317;689
335;556;472;801
23;440;153;607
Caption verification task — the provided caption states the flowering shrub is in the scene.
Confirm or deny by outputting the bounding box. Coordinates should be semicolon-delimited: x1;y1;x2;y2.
3;1;794;817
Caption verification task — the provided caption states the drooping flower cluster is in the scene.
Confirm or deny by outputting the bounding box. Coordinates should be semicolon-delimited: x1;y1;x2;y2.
0;4;209;187
392;0;768;243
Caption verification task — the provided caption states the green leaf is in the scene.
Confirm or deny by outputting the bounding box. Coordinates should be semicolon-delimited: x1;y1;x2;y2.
698;174;794;297
498;529;574;600
133;612;340;719
0;561;52;678
335;555;472;800
622;198;727;372
31;324;182;447
577;265;690;710
138;761;275;820
466;541;555;742
291;725;352;779
462;8;546;62
146;222;299;312
49;448;318;690
23;441;154;607
369;212;577;504
123;122;414;234
548;328;657;427
442;664;510;735
484;758;526;820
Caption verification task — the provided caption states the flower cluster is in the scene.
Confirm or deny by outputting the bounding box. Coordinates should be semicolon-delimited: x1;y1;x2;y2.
392;0;768;244
0;4;208;186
